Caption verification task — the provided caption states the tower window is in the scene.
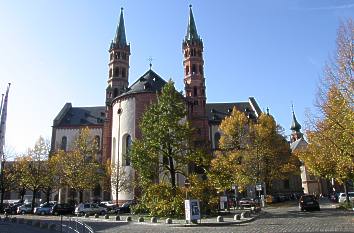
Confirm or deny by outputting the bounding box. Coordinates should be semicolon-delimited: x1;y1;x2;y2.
114;68;119;77
115;53;118;59
95;135;100;150
192;64;196;74
122;53;127;60
193;87;197;96
125;135;132;166
117;52;121;59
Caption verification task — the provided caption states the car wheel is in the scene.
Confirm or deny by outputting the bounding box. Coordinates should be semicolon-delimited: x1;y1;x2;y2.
21;210;25;215
41;211;45;216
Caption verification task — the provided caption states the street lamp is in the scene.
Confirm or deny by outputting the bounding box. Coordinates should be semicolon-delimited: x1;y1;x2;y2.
184;178;190;200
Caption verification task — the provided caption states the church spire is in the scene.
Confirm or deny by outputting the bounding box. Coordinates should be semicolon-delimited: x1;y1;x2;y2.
290;105;301;132
185;5;200;41
114;8;127;47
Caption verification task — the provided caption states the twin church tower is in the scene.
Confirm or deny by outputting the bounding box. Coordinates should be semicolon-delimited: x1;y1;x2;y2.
51;6;261;204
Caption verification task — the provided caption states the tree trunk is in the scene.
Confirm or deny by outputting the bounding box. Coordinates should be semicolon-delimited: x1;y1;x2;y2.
79;190;83;203
344;181;349;203
31;188;37;212
45;187;51;203
0;187;4;212
168;155;176;195
19;187;26;203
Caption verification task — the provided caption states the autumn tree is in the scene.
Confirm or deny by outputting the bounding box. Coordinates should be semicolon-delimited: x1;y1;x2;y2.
297;19;354;202
15;137;50;211
51;127;101;203
131;80;194;192
104;160;131;204
209;108;298;193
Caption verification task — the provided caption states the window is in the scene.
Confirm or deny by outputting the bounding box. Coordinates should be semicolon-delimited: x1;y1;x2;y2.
214;132;221;149
192;64;196;74
114;67;120;77
60;136;67;151
122;53;126;60
122;68;126;78
125;135;132;166
193;87;197;96
112;137;116;165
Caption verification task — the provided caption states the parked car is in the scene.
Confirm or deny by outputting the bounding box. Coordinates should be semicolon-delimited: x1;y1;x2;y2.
299;195;320;211
34;202;55;215
116;200;136;214
239;198;256;208
4;202;23;215
17;203;37;214
75;203;107;215
338;192;354;203
50;203;75;216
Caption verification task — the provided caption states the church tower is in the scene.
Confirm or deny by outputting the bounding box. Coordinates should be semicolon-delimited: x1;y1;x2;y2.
183;5;209;147
290;105;303;143
103;8;130;162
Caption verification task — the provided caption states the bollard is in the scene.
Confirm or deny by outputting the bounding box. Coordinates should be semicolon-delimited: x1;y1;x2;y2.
165;218;172;224
115;215;121;221
94;213;99;218
217;216;224;222
104;214;109;219
126;216;132;222
85;213;90;218
234;214;241;220
151;217;157;223
138;217;144;222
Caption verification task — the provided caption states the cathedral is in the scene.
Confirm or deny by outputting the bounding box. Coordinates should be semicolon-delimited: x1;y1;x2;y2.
51;6;263;204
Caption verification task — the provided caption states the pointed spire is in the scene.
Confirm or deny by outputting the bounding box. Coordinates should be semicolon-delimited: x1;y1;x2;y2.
185;5;200;41
290;104;301;132
114;7;127;47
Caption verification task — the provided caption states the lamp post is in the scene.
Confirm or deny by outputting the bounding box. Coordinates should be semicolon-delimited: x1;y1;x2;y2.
184;178;190;200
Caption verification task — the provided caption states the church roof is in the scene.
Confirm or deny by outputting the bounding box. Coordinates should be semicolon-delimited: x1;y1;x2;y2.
290;137;307;151
53;103;105;127
119;69;167;97
111;8;127;48
206;97;262;123
290;110;302;132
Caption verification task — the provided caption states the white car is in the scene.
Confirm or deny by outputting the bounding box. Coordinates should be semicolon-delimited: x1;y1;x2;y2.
75;203;107;215
338;192;354;203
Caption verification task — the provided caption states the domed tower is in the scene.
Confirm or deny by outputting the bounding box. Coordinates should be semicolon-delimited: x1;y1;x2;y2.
103;8;130;163
290;105;303;143
183;5;209;147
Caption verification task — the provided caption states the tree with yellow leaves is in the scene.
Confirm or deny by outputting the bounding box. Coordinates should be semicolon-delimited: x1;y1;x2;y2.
209;107;298;194
296;19;354;203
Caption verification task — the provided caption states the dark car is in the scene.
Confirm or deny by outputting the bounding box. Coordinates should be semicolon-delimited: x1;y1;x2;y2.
239;198;256;208
50;203;75;215
299;195;320;211
116;200;136;214
4;202;23;215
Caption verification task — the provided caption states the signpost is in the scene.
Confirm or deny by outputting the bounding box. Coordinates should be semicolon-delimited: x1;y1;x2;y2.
185;199;200;224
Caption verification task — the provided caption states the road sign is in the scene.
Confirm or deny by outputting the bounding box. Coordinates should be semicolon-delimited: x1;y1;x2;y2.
256;184;262;191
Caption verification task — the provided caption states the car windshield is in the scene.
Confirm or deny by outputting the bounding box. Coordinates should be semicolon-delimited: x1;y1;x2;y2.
302;196;315;201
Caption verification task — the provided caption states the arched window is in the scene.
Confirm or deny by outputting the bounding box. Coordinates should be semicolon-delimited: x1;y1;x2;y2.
214;132;221;149
60;136;67;151
95;135;100;150
192;64;196;74
114;67;120;77
186;66;189;75
122;53;126;60
125;135;132;166
122;68;126;78
193;87;197;96
117;52;121;59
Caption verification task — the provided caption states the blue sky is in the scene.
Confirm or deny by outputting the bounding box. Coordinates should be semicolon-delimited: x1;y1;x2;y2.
0;0;353;155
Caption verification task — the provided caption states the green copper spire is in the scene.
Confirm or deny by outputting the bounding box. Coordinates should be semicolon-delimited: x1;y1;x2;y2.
185;5;200;41
290;105;301;132
114;8;127;47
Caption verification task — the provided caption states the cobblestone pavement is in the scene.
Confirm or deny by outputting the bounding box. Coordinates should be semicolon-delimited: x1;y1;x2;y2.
88;203;354;233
